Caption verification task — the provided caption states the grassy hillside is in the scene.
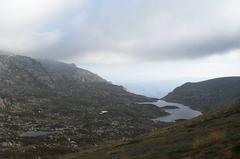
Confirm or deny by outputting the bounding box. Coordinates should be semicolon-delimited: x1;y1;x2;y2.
61;101;240;159
163;77;240;112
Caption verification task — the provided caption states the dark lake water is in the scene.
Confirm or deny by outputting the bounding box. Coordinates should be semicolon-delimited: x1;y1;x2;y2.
21;131;55;137
142;100;202;122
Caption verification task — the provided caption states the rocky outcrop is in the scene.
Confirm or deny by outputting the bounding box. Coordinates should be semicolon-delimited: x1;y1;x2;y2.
0;55;56;95
0;97;6;109
39;59;106;84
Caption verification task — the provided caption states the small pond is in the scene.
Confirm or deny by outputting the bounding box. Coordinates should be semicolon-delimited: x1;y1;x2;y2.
21;131;55;137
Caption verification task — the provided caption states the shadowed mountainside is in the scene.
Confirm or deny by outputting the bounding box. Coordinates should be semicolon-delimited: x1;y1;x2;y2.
163;77;240;112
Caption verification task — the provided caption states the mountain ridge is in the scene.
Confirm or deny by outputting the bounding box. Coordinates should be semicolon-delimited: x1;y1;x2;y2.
163;77;240;112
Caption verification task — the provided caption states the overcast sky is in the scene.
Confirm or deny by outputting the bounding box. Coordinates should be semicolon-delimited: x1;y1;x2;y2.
0;0;240;84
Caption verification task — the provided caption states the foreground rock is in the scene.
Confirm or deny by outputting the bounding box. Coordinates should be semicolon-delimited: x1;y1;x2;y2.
0;97;6;109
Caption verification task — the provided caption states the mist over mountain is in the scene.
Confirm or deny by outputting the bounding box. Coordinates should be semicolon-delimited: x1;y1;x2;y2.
0;1;240;158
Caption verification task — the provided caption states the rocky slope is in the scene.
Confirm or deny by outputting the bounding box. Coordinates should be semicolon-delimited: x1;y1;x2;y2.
39;59;106;83
0;55;167;158
63;100;240;159
163;77;240;112
0;55;153;105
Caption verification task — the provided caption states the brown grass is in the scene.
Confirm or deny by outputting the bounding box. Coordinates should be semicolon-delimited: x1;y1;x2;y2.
193;130;225;149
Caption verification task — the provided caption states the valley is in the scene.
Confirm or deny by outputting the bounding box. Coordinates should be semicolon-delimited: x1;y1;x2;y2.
1;1;240;158
62;101;240;159
0;55;239;159
0;55;170;158
142;100;202;123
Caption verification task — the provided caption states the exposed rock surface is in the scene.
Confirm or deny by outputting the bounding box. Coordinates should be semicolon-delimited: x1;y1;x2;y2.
39;59;106;83
0;55;151;102
0;97;6;109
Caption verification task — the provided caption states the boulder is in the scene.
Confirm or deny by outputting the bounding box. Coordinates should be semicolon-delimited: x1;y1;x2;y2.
0;97;6;109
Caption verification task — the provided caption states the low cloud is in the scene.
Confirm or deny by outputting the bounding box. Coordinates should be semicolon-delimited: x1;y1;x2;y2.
0;0;240;63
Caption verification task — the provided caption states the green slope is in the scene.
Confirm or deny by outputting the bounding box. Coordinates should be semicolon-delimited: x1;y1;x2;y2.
62;101;240;159
163;77;240;112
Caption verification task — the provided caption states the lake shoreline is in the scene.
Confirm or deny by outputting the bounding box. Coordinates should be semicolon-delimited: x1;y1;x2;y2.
140;100;202;123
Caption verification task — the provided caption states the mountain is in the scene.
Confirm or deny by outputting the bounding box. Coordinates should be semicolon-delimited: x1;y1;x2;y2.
163;77;240;112
0;55;153;104
63;100;240;159
0;55;168;158
39;59;106;84
2;55;239;159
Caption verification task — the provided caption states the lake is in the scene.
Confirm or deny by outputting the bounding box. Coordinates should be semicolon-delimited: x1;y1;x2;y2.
142;100;202;122
21;131;55;137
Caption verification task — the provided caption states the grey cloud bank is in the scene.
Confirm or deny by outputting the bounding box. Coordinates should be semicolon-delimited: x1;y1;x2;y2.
0;0;240;63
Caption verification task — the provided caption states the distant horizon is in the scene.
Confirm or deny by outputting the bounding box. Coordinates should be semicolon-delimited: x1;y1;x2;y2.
1;52;240;98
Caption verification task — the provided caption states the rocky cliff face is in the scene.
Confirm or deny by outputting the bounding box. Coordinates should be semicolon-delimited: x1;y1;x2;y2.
163;77;240;112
